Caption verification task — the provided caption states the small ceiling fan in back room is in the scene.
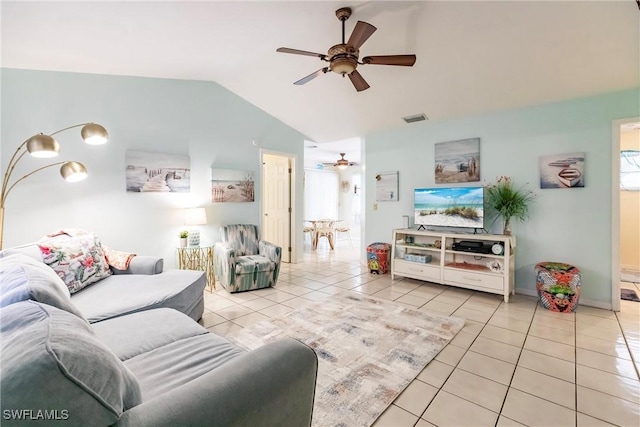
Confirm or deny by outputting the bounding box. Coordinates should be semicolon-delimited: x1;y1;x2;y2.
322;153;358;170
276;7;416;92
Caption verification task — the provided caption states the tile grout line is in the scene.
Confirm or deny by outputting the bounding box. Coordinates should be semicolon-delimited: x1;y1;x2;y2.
492;300;538;425
614;305;640;380
418;298;510;425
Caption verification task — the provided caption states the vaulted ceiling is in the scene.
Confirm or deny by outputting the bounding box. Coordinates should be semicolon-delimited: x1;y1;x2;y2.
3;1;639;149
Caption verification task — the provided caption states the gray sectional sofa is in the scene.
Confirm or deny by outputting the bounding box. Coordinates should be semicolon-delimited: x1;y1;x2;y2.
1;242;206;322
0;245;318;426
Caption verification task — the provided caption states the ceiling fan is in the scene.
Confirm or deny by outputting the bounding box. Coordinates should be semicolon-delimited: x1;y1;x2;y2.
323;153;358;169
277;7;416;92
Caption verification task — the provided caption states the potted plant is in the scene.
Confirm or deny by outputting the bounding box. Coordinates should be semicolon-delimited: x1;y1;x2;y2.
485;176;536;235
179;230;189;248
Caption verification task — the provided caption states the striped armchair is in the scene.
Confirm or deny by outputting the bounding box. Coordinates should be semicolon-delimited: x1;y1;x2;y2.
214;224;282;293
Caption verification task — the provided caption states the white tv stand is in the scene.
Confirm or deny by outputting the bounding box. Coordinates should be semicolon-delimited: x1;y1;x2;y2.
391;228;515;302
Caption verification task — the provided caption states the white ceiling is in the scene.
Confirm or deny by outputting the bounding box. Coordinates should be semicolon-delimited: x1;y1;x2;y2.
2;1;639;159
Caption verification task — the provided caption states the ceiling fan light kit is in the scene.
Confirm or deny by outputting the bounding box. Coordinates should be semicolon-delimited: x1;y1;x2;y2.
277;7;416;92
335;153;356;169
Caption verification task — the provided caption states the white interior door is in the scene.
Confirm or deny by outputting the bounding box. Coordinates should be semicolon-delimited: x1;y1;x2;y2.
263;153;291;262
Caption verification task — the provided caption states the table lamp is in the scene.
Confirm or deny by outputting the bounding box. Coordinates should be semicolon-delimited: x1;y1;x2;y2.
184;207;207;247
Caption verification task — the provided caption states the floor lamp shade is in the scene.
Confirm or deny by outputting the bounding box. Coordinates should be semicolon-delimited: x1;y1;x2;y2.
80;123;109;145
60;161;88;182
27;134;60;158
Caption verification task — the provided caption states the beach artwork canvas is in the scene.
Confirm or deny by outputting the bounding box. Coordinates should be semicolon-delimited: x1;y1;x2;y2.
126;150;190;193
375;171;399;202
211;169;255;202
435;138;480;183
539;152;585;189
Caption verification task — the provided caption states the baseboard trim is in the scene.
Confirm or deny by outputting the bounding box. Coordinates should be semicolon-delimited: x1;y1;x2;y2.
515;289;613;311
515;288;538;298
578;298;612;311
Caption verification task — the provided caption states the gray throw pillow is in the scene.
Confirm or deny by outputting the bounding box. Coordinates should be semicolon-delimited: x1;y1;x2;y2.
0;253;86;321
0;301;142;426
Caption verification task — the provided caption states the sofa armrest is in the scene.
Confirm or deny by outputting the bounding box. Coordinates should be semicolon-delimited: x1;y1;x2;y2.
213;242;235;286
259;241;281;264
259;241;282;283
115;338;318;427
110;256;163;275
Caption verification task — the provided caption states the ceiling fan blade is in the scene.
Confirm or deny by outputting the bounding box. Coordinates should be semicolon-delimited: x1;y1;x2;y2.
347;21;377;49
362;55;417;66
348;70;370;92
293;68;329;85
277;47;328;60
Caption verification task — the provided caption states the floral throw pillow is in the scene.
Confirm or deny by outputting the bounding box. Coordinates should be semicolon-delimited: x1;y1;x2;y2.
38;232;112;294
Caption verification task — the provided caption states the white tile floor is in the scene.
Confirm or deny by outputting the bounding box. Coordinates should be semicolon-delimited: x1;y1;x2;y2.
201;244;640;427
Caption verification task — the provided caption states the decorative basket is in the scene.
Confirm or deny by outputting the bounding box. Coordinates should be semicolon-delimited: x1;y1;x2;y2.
535;262;581;313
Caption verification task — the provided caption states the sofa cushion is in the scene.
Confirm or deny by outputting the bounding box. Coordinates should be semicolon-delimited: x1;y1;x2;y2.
91;308;209;361
71;269;206;323
235;255;275;275
0;242;43;261
0;301;142;426
38;231;112;294
0;253;86;321
123;333;245;400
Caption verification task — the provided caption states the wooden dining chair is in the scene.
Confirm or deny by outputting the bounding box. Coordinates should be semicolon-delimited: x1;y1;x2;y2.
303;221;315;247
335;222;353;247
313;219;336;250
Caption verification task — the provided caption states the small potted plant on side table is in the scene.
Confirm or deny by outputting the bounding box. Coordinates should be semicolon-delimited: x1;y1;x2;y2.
179;230;189;248
485;176;536;235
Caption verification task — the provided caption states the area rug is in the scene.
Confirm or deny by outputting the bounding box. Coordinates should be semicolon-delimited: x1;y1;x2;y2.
226;292;465;427
621;288;640;302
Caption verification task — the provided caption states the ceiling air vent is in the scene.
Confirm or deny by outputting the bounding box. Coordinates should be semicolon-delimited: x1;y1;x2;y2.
402;113;427;124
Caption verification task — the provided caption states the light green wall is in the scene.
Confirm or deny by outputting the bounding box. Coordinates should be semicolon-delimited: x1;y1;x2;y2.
1;69;307;266
364;88;640;307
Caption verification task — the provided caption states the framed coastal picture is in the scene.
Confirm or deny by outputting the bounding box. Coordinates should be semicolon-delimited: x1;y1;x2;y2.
211;168;255;202
539;152;585;189
435;138;480;183
125;150;190;193
375;171;399;201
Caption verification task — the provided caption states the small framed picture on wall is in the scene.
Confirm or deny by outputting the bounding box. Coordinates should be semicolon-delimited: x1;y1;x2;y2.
375;171;399;201
539;152;585;189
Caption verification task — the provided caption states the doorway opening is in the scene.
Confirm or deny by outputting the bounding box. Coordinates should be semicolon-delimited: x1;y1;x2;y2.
612;117;640;311
303;138;363;257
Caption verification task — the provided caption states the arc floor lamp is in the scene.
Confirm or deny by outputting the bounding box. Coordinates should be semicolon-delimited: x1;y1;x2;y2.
0;123;109;250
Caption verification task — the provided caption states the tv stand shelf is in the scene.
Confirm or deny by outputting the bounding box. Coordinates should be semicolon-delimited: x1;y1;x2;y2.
391;229;515;302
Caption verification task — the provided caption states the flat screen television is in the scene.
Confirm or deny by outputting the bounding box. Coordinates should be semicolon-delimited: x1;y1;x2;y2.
414;186;484;230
